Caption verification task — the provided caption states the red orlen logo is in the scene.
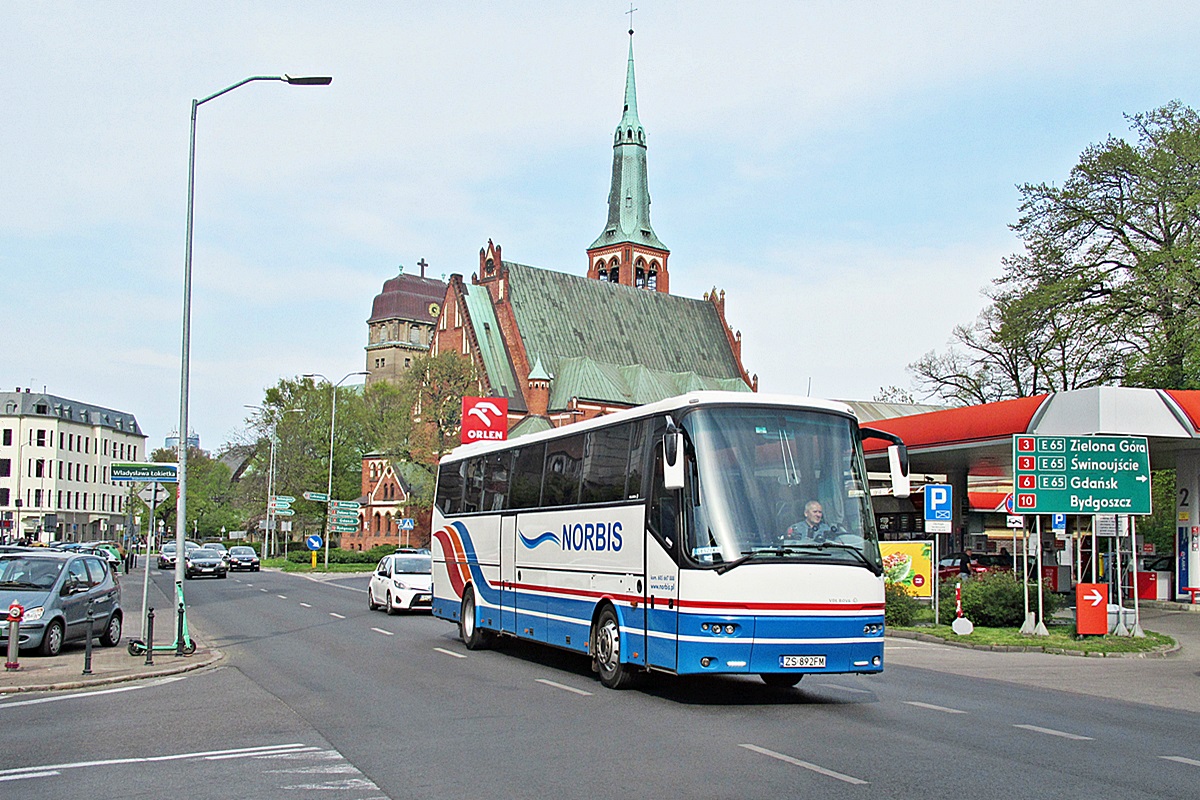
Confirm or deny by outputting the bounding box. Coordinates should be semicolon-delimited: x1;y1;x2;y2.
461;397;509;444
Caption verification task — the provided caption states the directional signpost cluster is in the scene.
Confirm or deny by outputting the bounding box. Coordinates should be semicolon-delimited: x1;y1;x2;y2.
328;501;360;534
1011;434;1152;637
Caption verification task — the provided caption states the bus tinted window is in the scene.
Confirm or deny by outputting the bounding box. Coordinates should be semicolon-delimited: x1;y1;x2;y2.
436;461;464;515
542;434;584;507
581;424;631;504
510;443;545;509
625;419;647;500
463;458;485;513
482;451;511;512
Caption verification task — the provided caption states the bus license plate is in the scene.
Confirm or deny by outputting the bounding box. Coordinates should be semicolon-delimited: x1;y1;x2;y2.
780;655;825;669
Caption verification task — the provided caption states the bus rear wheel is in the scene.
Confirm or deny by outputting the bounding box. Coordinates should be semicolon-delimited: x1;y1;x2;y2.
760;673;803;688
593;606;639;689
459;587;493;650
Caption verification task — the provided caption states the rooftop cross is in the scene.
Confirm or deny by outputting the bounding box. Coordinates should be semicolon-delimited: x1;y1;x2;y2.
626;3;636;35
417;258;428;277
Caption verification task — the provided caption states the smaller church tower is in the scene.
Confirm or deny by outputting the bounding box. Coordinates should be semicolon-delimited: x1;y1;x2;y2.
365;262;448;386
587;28;670;293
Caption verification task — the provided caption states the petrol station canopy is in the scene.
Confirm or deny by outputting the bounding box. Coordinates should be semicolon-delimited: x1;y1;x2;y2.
856;386;1200;481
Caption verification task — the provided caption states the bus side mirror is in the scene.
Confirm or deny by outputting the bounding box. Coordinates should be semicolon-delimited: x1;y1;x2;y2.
663;432;685;491
861;427;910;499
888;444;910;499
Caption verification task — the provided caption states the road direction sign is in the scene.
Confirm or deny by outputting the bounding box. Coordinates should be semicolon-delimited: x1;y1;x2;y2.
112;462;178;483
303;491;330;502
306;534;323;551
923;484;953;534
1012;435;1151;515
273;495;295;503
328;513;358;524
330;524;358;534
331;500;361;510
1076;583;1109;635
273;509;295;517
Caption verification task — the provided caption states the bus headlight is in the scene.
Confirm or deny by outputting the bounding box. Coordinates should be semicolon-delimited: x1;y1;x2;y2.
863;623;883;635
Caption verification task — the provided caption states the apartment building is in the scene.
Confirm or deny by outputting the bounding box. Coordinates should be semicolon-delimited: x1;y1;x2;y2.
0;389;147;543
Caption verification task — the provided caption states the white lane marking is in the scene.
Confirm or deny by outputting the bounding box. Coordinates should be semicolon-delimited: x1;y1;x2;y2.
205;747;318;761
0;743;308;777
739;744;869;785
904;701;967;714
434;647;466;659
1013;724;1093;741
0;681;159;710
536;678;593;696
0;771;60;782
329;613;346;619
816;683;872;694
276;595;288;600
370;627;393;636
1161;756;1200;767
260;588;269;593
299;602;312;608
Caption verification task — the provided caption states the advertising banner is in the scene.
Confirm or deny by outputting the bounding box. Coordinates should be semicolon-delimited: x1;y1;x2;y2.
461;397;509;444
880;540;935;599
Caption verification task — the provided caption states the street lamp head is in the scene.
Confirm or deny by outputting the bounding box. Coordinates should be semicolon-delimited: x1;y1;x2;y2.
283;75;333;86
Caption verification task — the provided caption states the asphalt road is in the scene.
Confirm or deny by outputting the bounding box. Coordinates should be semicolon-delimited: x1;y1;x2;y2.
3;568;1199;799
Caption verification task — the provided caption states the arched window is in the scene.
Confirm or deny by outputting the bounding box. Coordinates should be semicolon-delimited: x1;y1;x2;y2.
635;258;646;289
647;270;657;290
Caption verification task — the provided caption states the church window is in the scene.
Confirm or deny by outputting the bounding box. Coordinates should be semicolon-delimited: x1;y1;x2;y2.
635;268;645;289
598;268;608;282
409;326;421;344
610;265;619;284
485;258;494;273
648;270;657;290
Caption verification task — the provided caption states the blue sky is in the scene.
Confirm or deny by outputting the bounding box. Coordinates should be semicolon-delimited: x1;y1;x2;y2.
5;2;1199;449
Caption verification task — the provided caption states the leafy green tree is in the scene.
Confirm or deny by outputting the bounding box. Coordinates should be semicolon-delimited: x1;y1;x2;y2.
149;446;239;539
401;351;480;463
913;101;1200;402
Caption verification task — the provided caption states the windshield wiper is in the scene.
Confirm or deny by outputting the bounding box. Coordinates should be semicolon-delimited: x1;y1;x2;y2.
0;580;44;589
788;542;882;576
714;547;788;575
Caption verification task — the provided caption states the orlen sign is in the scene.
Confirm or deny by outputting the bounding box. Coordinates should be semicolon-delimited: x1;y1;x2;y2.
461;397;508;444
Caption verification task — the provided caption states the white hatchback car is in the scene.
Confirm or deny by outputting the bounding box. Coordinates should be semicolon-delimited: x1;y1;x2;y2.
367;552;433;613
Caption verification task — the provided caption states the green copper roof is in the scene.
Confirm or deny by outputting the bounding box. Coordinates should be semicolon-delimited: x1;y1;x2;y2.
503;261;749;408
589;34;667;253
461;282;525;411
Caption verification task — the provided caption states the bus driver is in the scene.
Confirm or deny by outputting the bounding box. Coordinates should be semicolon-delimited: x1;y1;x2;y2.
786;500;835;543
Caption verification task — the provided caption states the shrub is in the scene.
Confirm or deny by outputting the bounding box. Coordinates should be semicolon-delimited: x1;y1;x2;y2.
937;571;1064;626
884;581;919;627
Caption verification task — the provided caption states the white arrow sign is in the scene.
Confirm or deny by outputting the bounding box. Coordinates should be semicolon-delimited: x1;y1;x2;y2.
1084;589;1104;607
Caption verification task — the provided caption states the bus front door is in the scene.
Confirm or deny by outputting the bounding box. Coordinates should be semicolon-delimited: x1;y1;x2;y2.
645;531;679;670
501;514;517;634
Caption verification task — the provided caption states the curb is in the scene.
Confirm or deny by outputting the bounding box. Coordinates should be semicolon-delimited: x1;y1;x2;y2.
0;646;224;695
886;629;1179;658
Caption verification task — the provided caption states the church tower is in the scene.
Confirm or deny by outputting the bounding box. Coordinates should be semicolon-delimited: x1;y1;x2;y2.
586;29;670;293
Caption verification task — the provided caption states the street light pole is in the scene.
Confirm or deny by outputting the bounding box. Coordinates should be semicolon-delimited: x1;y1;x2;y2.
304;371;367;567
176;74;331;591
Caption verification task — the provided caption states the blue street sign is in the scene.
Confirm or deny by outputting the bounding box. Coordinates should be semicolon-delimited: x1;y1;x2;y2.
306;534;323;551
397;518;415;531
1052;513;1066;532
924;484;953;520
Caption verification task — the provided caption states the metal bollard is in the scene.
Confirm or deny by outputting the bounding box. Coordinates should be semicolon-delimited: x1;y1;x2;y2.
144;607;155;666
82;601;95;675
175;599;186;657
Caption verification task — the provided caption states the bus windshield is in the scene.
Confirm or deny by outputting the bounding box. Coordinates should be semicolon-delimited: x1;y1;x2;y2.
680;406;881;573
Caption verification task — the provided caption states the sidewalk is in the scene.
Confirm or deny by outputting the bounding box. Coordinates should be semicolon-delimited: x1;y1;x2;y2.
0;569;222;695
885;600;1200;713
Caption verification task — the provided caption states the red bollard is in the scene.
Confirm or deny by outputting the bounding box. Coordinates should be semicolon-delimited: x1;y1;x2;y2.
5;601;24;671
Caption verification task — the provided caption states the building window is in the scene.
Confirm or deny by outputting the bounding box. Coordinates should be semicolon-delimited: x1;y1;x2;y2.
1;488;10;506
34;489;42;508
0;459;8;477
35;459;45;478
2;429;10;446
409;327;421;344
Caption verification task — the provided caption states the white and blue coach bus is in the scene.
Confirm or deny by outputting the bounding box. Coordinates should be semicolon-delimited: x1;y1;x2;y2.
431;391;910;689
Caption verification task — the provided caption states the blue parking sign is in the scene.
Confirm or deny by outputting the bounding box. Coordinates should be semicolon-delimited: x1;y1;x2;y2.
924;484;953;521
1052;513;1066;532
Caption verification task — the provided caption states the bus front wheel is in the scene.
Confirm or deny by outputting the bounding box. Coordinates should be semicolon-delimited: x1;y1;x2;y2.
459;587;493;650
593;606;639;689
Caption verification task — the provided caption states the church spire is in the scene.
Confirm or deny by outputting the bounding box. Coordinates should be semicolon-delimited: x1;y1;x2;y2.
587;27;671;293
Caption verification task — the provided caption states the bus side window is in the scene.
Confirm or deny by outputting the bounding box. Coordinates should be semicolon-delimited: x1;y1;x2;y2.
463;458;484;513
436;461;464;515
483;451;511;511
648;447;678;553
543;434;584;507
581;424;631;504
510;443;546;509
625;420;646;500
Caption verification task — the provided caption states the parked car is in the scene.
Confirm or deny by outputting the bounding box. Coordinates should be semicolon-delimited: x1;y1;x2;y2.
368;552;433;614
936;552;1009;582
184;548;227;579
51;542;123;576
0;550;123;656
228;545;260;572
